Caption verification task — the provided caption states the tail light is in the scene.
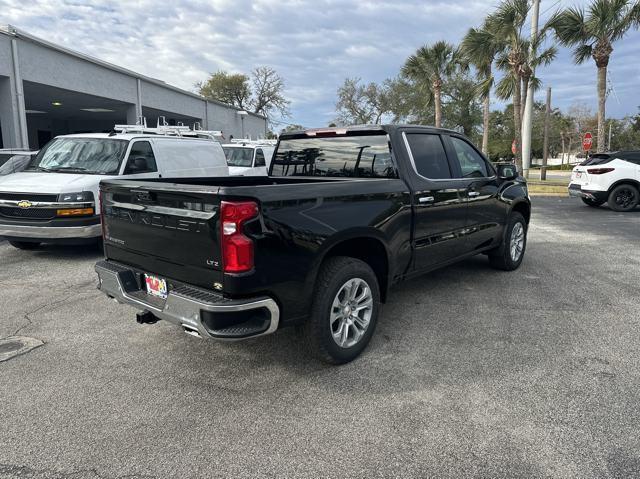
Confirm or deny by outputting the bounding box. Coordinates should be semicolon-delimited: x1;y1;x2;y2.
220;200;259;273
587;168;615;174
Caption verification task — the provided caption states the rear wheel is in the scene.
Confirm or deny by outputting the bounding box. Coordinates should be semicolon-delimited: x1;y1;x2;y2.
581;197;605;208
9;240;40;250
608;184;639;212
488;212;527;271
303;256;380;364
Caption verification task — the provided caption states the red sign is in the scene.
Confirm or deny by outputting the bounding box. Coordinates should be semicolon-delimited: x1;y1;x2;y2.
583;132;593;151
511;139;517;155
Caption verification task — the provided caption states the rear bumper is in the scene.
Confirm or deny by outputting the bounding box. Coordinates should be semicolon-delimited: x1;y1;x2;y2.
568;184;608;202
95;260;280;340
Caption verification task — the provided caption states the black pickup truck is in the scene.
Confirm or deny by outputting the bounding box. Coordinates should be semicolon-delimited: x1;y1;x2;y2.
95;125;530;364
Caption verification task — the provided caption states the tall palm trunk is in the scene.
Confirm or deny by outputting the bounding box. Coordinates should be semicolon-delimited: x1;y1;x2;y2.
482;94;490;155
513;77;523;171
596;65;607;152
520;76;528;121
434;83;442;128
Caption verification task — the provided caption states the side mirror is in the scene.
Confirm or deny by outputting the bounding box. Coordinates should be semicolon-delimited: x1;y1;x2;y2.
497;163;518;181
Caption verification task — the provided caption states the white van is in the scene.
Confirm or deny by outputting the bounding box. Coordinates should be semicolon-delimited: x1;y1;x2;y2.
0;133;229;249
222;141;275;176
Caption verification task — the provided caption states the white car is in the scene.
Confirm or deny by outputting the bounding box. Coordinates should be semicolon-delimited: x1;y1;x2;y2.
568;151;640;212
0;133;229;249
222;141;275;176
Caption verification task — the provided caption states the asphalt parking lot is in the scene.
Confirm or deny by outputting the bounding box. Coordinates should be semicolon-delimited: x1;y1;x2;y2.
1;196;639;478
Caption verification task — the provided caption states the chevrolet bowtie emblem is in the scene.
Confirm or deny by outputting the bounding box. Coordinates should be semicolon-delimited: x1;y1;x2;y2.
17;200;32;209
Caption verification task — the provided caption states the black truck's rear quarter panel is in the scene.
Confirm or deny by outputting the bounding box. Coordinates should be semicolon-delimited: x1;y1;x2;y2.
218;178;413;324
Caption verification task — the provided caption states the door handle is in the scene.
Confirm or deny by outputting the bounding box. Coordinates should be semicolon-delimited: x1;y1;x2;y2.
468;191;480;197
418;196;435;203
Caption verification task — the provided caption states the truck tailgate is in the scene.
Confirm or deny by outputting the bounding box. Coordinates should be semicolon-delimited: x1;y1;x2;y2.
101;181;223;290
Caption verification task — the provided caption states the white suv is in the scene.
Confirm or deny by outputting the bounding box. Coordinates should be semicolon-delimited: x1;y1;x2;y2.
568;151;640;212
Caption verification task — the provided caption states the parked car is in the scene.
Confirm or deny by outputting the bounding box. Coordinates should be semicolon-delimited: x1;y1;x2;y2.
222;140;275;176
568;150;640;211
0;133;229;249
95;125;530;364
0;150;39;175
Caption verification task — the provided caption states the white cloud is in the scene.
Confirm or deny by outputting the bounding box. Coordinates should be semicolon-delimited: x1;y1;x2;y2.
3;0;640;127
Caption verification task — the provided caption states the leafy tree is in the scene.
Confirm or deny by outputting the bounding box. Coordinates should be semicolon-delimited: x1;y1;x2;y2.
197;67;290;121
441;71;483;138
335;78;392;125
402;41;462;128
550;0;640;151
196;71;251;109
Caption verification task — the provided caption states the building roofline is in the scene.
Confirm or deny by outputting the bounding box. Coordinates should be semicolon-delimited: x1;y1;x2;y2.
0;25;266;121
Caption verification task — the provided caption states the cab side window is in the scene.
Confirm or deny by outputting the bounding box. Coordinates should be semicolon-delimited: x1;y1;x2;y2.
450;137;489;178
124;141;157;174
405;133;451;179
254;149;266;167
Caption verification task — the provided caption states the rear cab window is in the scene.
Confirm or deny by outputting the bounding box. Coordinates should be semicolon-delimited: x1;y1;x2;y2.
271;132;397;178
404;133;451;179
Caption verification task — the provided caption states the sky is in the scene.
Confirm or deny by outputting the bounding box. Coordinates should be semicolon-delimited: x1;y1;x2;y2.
3;0;640;128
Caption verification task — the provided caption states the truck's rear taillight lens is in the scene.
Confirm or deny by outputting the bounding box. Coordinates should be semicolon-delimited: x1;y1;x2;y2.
587;168;615;174
221;200;259;273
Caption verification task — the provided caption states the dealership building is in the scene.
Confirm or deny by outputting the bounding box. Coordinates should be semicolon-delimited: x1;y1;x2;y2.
0;25;267;150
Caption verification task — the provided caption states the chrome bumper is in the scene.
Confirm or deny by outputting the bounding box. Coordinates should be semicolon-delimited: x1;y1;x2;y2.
0;223;102;239
95;260;280;341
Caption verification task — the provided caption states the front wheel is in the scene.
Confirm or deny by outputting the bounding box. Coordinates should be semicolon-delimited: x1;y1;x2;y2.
488;212;527;271
608;184;639;212
581;197;605;208
303;256;380;364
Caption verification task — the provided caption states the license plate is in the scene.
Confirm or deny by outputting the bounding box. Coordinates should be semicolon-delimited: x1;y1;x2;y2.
144;274;167;299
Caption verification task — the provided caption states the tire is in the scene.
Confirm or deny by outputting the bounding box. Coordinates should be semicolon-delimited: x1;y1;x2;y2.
302;256;380;365
488;212;527;271
608;184;639;212
9;240;40;250
581;197;605;208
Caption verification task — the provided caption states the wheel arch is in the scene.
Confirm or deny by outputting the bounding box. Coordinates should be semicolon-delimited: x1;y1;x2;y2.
510;200;531;225
607;178;640;195
307;229;392;303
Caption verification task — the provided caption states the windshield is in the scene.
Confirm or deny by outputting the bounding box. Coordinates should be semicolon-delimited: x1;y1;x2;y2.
223;147;254;167
26;138;129;175
271;133;397;178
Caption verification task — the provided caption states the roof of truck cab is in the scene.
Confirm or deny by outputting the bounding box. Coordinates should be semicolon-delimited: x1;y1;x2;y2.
279;124;462;140
54;133;218;142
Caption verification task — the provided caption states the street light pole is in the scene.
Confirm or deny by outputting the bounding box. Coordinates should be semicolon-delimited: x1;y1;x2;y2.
521;0;540;178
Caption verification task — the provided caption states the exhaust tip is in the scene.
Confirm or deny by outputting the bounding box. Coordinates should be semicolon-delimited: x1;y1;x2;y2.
182;325;202;338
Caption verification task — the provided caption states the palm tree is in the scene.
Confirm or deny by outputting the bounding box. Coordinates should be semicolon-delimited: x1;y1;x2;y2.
461;22;502;155
486;0;529;168
488;0;557;169
551;0;640;152
402;41;461;128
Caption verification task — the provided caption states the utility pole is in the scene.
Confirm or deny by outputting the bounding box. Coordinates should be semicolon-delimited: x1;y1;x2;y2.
541;87;551;181
608;121;613;151
521;0;540;178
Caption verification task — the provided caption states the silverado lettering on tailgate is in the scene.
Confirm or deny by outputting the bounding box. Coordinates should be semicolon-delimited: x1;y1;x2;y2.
105;207;209;234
